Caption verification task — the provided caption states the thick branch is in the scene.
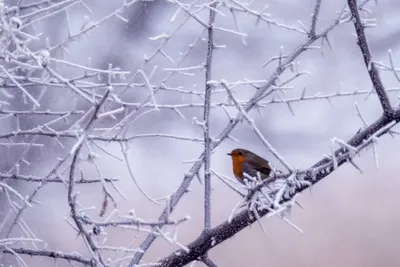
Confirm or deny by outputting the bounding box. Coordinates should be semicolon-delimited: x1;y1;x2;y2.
129;2;372;264
347;0;393;115
158;108;400;267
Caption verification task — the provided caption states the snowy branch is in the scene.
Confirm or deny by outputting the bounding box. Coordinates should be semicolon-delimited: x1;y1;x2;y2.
3;0;399;266
158;107;400;267
347;0;393;116
203;2;217;231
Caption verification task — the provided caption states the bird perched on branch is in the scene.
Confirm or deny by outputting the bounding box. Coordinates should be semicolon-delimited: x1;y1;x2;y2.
227;148;272;184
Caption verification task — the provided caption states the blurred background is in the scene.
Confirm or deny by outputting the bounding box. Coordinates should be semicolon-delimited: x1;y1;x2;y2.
2;0;400;266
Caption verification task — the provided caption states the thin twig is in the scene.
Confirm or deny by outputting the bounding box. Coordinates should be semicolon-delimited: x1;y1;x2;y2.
203;1;217;232
0;247;95;267
67;90;110;266
310;0;322;37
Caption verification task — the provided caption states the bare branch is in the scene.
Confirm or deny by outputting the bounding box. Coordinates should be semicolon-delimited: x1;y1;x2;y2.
347;0;393;115
130;2;373;264
4;0;398;266
0;247;95;267
67;90;110;266
202;256;219;267
158;107;400;267
203;1;217;232
310;0;322;37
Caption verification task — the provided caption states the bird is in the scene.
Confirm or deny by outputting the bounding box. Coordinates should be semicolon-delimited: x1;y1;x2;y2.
227;148;272;184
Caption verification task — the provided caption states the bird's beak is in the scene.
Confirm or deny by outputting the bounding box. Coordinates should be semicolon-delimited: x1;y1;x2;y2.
227;153;232;156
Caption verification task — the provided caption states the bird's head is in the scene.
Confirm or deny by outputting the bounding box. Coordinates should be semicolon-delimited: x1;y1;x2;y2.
227;148;250;163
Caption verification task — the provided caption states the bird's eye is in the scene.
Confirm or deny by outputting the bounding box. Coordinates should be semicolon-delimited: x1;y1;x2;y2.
238;151;243;156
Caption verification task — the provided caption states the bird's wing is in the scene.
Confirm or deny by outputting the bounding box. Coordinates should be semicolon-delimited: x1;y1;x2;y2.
244;157;271;178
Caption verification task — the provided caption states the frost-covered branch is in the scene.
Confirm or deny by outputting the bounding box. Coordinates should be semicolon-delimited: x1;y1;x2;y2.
0;247;95;267
203;1;217;232
310;0;322;37
0;173;119;183
67;90;110;267
221;80;292;171
4;0;398;266
131;1;374;265
158;106;400;267
347;0;393;115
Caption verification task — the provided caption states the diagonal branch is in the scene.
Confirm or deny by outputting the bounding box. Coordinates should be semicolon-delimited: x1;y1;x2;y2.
157;108;400;267
129;2;373;264
202;256;220;267
310;0;322;37
347;0;393;116
67;90;110;266
221;80;292;171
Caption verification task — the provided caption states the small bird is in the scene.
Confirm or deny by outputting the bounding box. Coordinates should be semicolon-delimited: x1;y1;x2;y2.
227;148;272;184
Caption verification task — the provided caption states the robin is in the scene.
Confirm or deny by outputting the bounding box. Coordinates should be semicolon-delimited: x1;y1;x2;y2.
227;148;272;184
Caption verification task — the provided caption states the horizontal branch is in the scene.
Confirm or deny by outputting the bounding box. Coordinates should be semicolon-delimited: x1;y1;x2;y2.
0;109;84;116
1;246;94;266
79;216;188;228
0;174;118;183
0;130;203;143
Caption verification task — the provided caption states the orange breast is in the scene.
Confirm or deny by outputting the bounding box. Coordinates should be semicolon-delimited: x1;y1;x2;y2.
232;158;245;180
